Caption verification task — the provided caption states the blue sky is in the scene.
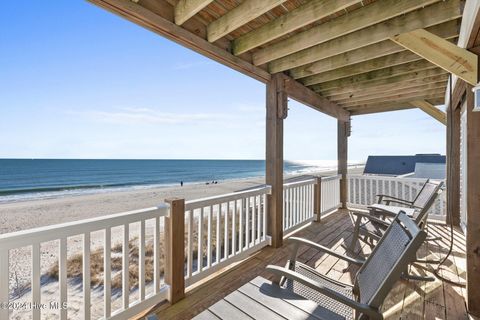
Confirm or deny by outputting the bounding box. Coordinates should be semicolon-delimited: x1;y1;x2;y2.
0;1;446;162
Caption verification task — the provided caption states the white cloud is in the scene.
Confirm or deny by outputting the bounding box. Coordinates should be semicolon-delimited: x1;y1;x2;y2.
68;107;234;125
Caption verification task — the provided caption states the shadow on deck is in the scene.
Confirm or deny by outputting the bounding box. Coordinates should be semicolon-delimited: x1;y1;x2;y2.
153;209;468;320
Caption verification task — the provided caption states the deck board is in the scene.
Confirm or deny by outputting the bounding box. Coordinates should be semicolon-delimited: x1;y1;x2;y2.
153;210;468;320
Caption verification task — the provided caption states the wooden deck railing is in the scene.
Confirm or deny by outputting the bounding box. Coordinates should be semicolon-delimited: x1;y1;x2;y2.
347;175;447;220
282;175;342;234
0;205;170;320
183;186;272;288
0;173;448;319
283;178;316;233
320;175;342;215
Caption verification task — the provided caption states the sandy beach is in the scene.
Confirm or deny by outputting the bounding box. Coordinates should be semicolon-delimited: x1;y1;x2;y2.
0;166;363;234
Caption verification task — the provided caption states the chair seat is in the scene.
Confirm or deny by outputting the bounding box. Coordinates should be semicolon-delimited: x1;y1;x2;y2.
368;204;416;217
283;261;355;320
359;221;388;238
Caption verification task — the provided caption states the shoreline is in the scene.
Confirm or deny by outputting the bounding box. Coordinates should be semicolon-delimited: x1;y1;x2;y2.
0;166;364;234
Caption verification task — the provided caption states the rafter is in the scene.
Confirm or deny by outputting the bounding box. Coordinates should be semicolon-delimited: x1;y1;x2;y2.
349;97;445;115
207;0;287;43
289;20;459;79
324;74;449;101
343;89;446;109
232;0;360;55
391;28;478;85
313;68;448;96
339;86;447;108
265;0;461;72
307;60;437;91
174;0;214;25
410;100;447;124
350;104;417;115
253;0;440;66
301;51;422;86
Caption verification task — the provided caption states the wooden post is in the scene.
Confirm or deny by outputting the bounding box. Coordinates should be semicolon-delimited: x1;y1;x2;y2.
465;86;480;317
164;198;185;304
446;103;461;226
314;177;322;222
266;73;287;248
338;119;350;209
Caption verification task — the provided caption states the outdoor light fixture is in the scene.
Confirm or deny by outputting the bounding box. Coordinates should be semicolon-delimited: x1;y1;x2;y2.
472;83;480;112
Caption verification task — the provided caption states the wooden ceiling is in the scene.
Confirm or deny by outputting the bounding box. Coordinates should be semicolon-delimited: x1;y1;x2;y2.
90;0;464;117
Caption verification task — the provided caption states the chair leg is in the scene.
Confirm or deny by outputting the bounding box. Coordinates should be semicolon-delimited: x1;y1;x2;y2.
348;214;362;252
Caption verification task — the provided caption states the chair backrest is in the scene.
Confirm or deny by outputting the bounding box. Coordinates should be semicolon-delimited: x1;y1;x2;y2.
354;211;426;309
411;180;444;226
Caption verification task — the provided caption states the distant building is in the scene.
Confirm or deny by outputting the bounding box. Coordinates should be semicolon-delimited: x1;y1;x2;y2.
363;154;446;179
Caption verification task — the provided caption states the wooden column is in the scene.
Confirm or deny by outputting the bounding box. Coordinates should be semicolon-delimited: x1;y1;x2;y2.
314;177;322;222
266;73;287;248
446;103;461;226
338;120;350;209
164;198;185;304
465;86;480;317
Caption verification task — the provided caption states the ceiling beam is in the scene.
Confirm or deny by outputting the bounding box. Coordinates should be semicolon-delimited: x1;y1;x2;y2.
174;0;214;25
88;0;271;83
349;97;445;115
308;59;437;92
253;0;440;66
313;68;448;96
333;82;448;105
326;75;448;101
289;20;459;79
410;100;447;125
343;89;446;109
232;0;360;55
340;86;447;107
391;28;478;85
278;75;350;121
265;0;462;72
350;104;417;115
301;51;422;86
207;0;287;43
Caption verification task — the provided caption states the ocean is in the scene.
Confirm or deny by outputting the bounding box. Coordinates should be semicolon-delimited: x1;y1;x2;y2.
0;159;339;203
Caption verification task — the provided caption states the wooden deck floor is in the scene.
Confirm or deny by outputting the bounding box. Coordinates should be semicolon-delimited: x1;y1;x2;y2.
152;210;469;320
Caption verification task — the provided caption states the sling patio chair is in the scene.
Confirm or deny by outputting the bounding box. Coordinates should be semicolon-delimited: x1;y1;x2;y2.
264;211;427;320
348;180;443;252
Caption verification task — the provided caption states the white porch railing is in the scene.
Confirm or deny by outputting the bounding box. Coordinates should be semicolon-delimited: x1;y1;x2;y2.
347;175;447;221
0;205;169;320
184;185;271;287
0;176;347;319
320;175;342;215
283;179;316;234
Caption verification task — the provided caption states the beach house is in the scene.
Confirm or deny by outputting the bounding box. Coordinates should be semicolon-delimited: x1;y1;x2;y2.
363;154;446;178
1;0;479;319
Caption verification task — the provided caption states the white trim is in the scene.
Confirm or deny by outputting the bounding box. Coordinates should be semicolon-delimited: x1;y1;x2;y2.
0;205;169;249
185;185;271;211
185;237;270;287
283;217;315;237
108;286;170;320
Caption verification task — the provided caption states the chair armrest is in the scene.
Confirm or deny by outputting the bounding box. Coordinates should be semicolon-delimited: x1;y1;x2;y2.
287;237;365;265
350;210;391;227
266;265;383;320
376;194;413;205
367;206;397;218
